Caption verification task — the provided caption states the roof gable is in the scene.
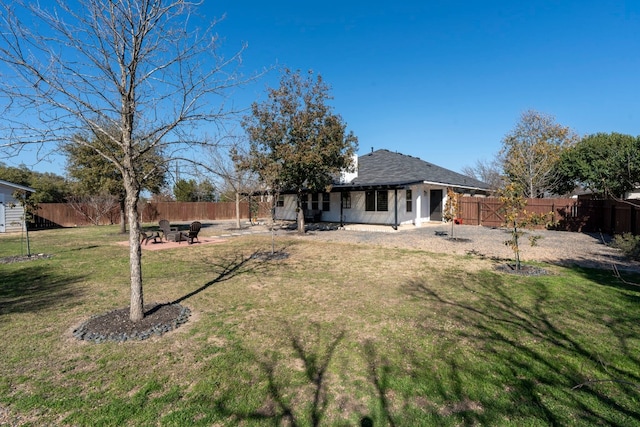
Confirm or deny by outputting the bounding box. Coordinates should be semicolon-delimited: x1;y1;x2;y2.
348;149;489;190
0;179;36;193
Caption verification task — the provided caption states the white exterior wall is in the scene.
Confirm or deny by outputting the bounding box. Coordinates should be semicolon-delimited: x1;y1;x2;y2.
0;185;26;233
274;195;298;220
273;184;449;227
625;190;640;200
340;189;416;225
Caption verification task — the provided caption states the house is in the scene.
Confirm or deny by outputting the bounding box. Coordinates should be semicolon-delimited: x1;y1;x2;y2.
0;179;36;233
275;149;491;228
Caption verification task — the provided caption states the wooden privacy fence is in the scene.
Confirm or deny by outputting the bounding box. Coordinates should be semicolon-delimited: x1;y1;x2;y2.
30;197;640;235
458;197;640;235
458;197;577;228
32;201;272;229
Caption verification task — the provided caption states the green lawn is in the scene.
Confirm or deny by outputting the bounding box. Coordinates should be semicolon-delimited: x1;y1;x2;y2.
1;226;639;426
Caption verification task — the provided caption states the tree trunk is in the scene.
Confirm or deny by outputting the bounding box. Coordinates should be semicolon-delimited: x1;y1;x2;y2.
125;186;144;321
122;153;144;321
296;193;306;234
119;197;127;234
235;192;241;229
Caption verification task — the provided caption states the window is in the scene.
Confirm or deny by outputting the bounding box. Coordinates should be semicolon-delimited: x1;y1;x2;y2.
342;192;351;209
377;191;388;211
322;193;330;211
406;189;412;212
366;190;388;211
365;191;376;211
276;195;284;207
311;193;319;210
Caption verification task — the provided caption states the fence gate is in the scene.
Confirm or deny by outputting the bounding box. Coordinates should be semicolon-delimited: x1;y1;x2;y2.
480;200;503;227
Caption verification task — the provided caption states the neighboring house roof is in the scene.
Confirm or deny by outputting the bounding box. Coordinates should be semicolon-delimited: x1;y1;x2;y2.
337;149;489;191
0;179;36;193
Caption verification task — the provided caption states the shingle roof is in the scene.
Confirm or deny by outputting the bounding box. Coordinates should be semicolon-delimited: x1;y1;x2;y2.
342;149;489;190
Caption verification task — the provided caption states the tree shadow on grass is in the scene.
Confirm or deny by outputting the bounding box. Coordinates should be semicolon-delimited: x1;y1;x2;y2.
200;322;409;426
169;247;286;306
402;274;640;425
75;247;287;342
206;322;394;426
0;263;85;316
556;263;640;295
255;323;345;427
363;341;397;427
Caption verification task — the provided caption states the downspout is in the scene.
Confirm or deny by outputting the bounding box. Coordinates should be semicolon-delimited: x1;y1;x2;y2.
393;188;398;230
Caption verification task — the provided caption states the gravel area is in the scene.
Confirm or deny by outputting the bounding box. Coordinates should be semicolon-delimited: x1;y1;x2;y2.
263;222;640;274
134;220;640;273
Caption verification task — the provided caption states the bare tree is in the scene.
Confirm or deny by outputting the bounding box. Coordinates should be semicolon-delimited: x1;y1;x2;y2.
67;193;119;226
499;110;578;198
0;0;247;321
461;158;504;194
207;140;261;229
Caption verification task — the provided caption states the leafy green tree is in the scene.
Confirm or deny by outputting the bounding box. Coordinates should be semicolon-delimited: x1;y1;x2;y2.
195;180;217;202
500;110;578;197
64;129;167;233
553;133;640;199
28;172;69;203
240;69;358;233
173;179;198;202
0;164;31;187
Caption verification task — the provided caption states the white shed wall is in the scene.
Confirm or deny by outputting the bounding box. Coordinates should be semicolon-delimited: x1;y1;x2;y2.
0;185;26;233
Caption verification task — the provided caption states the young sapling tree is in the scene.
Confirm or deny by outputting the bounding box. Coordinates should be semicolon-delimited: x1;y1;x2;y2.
499;183;552;270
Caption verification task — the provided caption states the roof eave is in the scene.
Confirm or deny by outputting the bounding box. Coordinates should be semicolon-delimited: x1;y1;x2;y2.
0;179;36;193
420;180;489;192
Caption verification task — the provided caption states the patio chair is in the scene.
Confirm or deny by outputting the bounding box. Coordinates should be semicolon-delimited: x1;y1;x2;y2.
186;221;202;244
159;219;183;242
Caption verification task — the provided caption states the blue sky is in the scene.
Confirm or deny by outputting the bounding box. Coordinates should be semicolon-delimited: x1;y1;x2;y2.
4;0;640;176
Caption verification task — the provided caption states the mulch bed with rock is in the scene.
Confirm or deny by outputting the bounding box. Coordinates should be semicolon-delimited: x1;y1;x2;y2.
494;263;550;276
73;303;191;343
0;253;52;264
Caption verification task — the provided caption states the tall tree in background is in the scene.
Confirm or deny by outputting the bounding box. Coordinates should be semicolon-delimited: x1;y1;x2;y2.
173;179;198;201
500;110;577;197
0;0;245;321
172;178;216;201
553;132;640;199
461;158;503;194
64;128;167;233
240;69;358;233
